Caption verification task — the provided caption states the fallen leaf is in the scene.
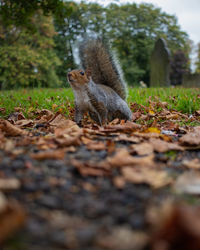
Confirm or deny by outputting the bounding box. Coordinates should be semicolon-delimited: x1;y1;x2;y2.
97;227;149;250
0;107;6;113
149;138;183;153
179;127;200;146
86;141;106;151
131;142;154;155
107;148;154;167
114;134;141;143
0;178;20;191
55;135;81;147
113;176;126;189
71;159;110;177
0;193;26;243
102;121;141;133
174;171;200;194
15;119;34;128
122;167;172;188
30;149;65;160
0;120;27;136
183;159;200;169
145;127;160;134
7;112;25;123
150;203;200;250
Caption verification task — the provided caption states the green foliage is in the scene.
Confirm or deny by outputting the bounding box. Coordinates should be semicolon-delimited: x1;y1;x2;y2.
0;0;71;27
54;2;190;86
195;43;200;73
0;13;61;89
0;1;191;88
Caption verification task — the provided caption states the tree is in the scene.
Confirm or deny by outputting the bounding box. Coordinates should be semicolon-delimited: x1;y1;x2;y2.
0;12;61;89
170;50;189;85
0;0;72;27
195;43;200;73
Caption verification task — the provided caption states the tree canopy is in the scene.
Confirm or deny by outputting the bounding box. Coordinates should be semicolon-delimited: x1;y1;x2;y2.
0;1;192;88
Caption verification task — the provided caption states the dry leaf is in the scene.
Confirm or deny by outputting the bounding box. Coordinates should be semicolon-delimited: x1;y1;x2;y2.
15;119;34;128
107;148;154;167
102;121;141;133
55;135;81;147
0;196;26;243
0;120;27;136
113;176;126;189
131;142;154;155
179;126;200;146
72;159;110;177
114;134;141;143
183;159;200;169
174;171;200;194
30;149;65;160
149;138;183;153
122;167;172;188
0;178;20;191
97;227;149;250
85;141;106;151
7;112;25;123
150;203;200;250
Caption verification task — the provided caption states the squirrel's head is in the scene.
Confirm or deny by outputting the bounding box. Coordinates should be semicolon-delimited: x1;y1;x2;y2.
67;69;91;88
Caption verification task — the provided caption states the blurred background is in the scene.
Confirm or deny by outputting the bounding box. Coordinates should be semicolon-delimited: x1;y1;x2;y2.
0;0;199;89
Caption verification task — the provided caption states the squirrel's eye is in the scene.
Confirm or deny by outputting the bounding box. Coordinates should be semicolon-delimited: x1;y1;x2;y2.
80;71;84;76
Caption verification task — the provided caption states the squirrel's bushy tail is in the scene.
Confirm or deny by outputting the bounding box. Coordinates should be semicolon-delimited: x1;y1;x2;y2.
79;38;127;100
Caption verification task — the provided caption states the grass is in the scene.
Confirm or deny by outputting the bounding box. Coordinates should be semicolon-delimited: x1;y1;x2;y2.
128;87;200;113
0;87;199;118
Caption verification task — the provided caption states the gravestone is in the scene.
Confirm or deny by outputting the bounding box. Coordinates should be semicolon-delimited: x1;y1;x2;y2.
150;38;170;87
182;73;200;88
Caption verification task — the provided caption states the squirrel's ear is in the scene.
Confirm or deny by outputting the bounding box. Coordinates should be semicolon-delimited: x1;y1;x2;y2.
86;69;92;79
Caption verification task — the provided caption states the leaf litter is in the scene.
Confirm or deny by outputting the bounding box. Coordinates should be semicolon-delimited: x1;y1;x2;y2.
0;102;200;249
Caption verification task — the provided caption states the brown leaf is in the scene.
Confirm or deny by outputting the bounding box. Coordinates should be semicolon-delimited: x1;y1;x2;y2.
71;159;110;177
174;171;200;194
149;138;184;153
0;178;20;191
0;107;6;113
35;109;54;121
102;121;141;133
55;135;81;147
113;176;126;189
179;126;200;146
15;119;34;128
131;142;154;155
132;111;142;121
0;193;26;243
150;203;200;250
122;167;172;188
30;149;65;160
0;120;27;136
97;227;149;250
183;159;200;169
7;112;25;123
107;148;154;167
86;141;106;151
114;134;141;143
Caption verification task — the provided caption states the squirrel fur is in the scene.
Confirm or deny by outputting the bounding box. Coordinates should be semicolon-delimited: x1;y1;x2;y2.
67;38;132;126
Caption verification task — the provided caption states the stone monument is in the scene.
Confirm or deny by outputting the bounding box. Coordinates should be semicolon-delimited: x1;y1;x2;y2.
150;38;170;87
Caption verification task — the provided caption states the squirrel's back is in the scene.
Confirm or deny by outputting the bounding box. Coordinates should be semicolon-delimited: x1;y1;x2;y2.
79;38;127;100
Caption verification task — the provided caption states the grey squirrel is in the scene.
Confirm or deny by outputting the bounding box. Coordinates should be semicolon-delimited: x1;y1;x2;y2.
67;38;132;126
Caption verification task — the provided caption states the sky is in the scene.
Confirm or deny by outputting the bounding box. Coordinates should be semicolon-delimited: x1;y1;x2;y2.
86;0;200;45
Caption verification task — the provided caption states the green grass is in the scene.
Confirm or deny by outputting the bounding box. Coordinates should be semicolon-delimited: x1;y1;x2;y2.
0;87;199;118
128;87;200;113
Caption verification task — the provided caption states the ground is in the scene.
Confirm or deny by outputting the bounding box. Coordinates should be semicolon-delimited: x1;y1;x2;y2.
0;88;200;250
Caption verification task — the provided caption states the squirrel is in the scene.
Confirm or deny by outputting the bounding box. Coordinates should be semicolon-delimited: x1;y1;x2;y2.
67;38;132;126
